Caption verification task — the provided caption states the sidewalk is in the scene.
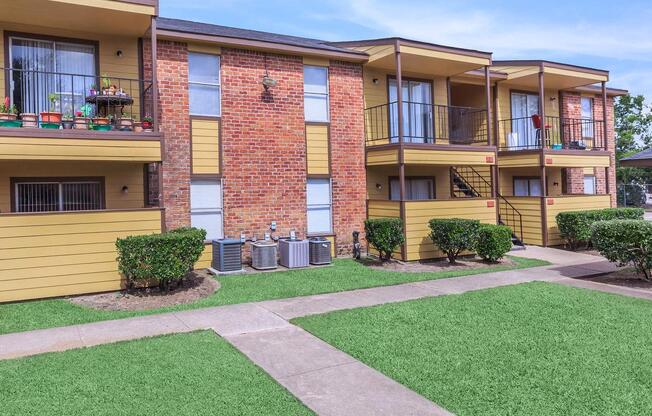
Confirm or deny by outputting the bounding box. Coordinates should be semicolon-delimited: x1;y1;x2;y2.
0;248;633;416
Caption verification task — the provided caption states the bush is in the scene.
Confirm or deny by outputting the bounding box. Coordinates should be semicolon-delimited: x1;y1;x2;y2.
364;218;405;261
557;207;644;250
428;218;480;264
592;220;652;280
476;224;513;263
116;227;207;289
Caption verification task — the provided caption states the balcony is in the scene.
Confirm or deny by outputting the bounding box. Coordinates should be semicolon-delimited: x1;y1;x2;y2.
498;116;606;152
0;68;161;163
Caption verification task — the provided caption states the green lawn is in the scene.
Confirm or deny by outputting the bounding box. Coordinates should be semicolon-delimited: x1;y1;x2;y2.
0;257;547;335
295;282;652;416
0;331;311;416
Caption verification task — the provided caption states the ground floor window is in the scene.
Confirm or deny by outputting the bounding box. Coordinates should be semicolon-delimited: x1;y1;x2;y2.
584;175;596;195
513;177;543;196
307;178;332;234
390;177;435;200
13;178;104;212
190;178;223;241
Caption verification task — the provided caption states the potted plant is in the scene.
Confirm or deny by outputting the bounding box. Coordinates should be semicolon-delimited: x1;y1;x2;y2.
89;84;98;96
20;113;38;128
74;104;93;130
62;113;74;129
92;114;112;131
0;97;21;127
142;116;153;132
40;93;62;128
133;121;143;133
101;74;111;95
117;117;134;131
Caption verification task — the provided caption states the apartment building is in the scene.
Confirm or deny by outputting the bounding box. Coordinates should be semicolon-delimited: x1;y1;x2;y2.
0;0;623;302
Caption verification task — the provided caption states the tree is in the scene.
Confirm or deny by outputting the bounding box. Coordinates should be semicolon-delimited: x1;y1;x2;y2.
615;94;652;184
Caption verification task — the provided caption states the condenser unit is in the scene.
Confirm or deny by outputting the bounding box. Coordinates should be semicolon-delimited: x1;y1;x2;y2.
211;239;243;273
309;237;332;265
279;239;309;268
251;241;278;270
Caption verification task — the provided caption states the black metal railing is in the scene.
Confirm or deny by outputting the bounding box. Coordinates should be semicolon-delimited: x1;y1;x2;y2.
450;166;492;198
0;67;154;132
498;115;605;151
364;101;488;146
498;197;524;244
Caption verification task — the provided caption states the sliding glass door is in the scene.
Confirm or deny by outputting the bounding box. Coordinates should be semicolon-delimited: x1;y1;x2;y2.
389;79;433;143
510;92;539;149
9;36;96;115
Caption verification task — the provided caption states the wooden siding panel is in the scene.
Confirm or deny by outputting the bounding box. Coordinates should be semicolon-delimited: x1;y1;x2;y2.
366;148;399;166
191;118;220;174
501;196;543;245
404;148;494;165
197;244;213;269
498;152;541;167
0;209;162;302
545;154;610;168
546;195;611;245
404;199;496;261
306;124;329;175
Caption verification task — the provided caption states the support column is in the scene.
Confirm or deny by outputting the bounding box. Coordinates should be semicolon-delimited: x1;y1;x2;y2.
150;16;159;132
484;65;493;146
395;40;408;261
538;65;546;147
602;81;608;150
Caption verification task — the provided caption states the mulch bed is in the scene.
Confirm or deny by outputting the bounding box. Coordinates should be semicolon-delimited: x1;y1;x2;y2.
581;268;652;292
68;270;220;312
360;256;515;273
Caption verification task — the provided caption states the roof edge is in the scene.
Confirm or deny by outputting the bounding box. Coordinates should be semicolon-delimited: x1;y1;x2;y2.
493;60;609;77
329;37;492;60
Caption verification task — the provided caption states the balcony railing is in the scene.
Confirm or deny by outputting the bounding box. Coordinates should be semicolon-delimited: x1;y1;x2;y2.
0;67;155;133
365;101;488;146
498;116;605;151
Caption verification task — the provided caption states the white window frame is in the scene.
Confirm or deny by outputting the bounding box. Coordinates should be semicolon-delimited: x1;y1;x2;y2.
304;65;330;122
584;175;597;195
306;177;333;234
190;178;224;241
188;52;221;117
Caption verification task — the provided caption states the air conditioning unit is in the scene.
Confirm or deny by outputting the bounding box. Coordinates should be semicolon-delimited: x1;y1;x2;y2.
279;239;309;268
251;241;278;270
211;239;243;273
309;237;332;265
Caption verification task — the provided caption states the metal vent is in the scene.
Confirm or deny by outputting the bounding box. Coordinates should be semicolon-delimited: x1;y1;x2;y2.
279;239;309;268
251;241;278;270
212;239;242;272
309;237;332;265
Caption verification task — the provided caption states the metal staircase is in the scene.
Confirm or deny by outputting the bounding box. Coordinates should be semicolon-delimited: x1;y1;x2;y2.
450;166;525;248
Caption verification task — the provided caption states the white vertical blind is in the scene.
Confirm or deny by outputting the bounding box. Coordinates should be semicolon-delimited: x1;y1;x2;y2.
514;178;542;196
190;179;223;240
581;97;594;138
304;65;329;122
189;53;221;116
390;178;434;200
307;178;332;233
584;175;596;195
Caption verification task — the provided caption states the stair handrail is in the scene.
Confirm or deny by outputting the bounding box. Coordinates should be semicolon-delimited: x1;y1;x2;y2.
450;167;483;197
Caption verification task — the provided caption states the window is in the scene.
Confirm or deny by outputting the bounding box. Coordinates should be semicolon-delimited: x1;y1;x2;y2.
307;178;332;233
584;175;596;195
389;177;435;200
389;79;433;143
304;65;329;122
189;53;221;116
513;177;543;196
190;179;223;241
9;36;97;115
13;179;103;212
581;97;594;138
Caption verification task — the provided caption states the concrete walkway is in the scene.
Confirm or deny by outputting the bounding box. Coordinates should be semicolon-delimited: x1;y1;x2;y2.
0;247;640;416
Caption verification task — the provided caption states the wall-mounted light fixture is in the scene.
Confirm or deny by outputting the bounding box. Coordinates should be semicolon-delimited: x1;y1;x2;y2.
262;74;277;91
116;50;123;58
372;78;380;85
376;183;383;191
121;185;129;194
553;182;559;187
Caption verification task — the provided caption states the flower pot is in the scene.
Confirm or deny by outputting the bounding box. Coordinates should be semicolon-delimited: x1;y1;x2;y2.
90;89;97;96
0;120;22;128
133;122;143;133
40;111;62;124
142;121;153;132
92;124;112;131
74;117;90;130
117;118;134;131
93;117;110;125
40;122;60;129
20;113;38;128
0;113;17;121
62;120;74;129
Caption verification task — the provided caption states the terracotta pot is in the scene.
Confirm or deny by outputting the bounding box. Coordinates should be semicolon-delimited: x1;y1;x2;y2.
117;118;134;131
93;117;110;125
74;117;90;130
133;122;143;133
40;111;62;124
0;113;17;121
20;113;38;128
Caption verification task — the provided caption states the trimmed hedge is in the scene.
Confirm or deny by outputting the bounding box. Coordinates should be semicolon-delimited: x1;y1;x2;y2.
557;207;644;250
592;219;652;280
364;218;405;261
476;224;513;263
429;218;480;264
116;227;207;289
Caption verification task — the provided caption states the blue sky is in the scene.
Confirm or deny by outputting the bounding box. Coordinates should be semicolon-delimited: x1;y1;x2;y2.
160;0;652;97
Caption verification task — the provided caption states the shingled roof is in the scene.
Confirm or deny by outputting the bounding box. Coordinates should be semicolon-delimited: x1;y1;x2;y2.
620;148;652;167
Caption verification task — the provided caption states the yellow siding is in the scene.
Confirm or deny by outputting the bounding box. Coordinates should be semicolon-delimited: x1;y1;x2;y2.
0;160;146;213
367;199;402;259
0;209;162;303
498;152;541;168
366;148;399;166
188;43;222;55
404;199;496;261
303;57;329;67
546;195;611;245
403;148;494;165
306;124;329;175
197;243;213;269
0;136;161;162
191;118;220;174
501;196;543;245
544;153;610;168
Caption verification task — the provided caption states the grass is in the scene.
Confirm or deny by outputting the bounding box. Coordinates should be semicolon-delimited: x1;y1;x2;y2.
0;256;547;335
0;331;312;415
294;282;652;416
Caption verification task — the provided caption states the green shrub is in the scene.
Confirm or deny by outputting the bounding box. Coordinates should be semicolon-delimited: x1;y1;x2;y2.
116;227;207;289
476;224;513;263
591;219;652;281
557;207;644;250
364;218;405;261
428;218;480;264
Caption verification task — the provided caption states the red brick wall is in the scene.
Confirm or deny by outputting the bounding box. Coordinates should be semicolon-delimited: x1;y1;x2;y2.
329;60;366;255
560;92;585;194
593;95;617;206
220;48;308;241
